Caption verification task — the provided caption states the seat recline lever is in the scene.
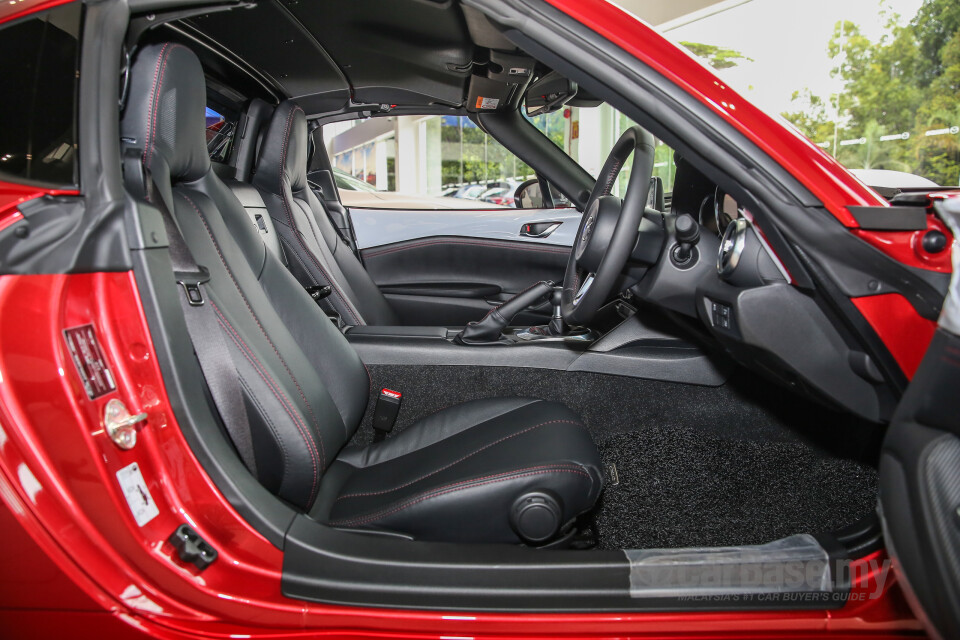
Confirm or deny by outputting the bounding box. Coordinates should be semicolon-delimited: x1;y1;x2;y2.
455;281;555;345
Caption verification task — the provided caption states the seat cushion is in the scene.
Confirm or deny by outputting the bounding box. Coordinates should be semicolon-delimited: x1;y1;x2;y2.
311;398;604;543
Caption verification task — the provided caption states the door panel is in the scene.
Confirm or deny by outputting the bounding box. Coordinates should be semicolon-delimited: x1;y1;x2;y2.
350;207;578;325
350;207;581;248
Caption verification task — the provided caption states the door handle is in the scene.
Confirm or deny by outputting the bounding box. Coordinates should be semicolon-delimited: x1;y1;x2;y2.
520;222;561;238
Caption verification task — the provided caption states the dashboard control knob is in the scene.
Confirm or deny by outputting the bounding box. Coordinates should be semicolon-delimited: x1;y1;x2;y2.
673;214;701;264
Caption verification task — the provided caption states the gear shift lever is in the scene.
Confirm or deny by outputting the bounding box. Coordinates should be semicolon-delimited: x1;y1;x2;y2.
455;281;555;344
548;287;566;336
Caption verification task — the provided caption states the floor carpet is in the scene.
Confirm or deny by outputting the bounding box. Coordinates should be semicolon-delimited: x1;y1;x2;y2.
354;364;882;549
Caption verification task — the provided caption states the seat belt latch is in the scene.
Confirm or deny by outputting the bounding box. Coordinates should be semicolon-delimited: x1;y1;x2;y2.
175;266;211;307
372;388;402;441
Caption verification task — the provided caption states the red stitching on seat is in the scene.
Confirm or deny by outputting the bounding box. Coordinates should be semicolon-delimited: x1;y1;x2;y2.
177;192;327;458
335;419;583;502
213;303;322;502
143;42;169;168
329;465;591;527
277;106;363;325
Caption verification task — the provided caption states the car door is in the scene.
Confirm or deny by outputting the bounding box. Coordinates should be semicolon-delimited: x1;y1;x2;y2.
877;198;960;640
320;115;580;326
347;202;579;326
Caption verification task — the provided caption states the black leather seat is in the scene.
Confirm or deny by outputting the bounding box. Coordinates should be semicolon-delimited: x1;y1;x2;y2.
253;100;399;326
120;43;603;544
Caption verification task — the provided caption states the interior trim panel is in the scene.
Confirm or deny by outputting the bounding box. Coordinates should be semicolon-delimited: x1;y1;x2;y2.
351;207;582;249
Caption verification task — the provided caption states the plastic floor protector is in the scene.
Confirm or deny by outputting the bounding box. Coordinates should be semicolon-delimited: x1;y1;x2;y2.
624;534;831;598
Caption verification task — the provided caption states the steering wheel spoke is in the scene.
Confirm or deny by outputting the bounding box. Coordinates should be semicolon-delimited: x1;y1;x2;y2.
572;273;595;307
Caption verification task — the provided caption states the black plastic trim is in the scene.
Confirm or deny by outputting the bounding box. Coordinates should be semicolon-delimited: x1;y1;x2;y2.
848;206;927;231
282;515;851;612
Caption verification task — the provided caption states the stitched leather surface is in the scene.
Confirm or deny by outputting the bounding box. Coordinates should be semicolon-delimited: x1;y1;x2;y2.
122;44;368;510
313;399;604;544
122;44;603;542
253;100;399;326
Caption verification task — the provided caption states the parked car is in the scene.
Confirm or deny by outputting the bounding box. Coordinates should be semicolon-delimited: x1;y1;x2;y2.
331;170;503;209
0;0;958;639
479;185;517;207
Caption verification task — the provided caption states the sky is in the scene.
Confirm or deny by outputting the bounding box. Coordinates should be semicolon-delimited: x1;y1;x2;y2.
651;0;925;117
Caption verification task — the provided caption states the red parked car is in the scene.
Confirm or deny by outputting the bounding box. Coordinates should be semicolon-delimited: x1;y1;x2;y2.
1;0;958;638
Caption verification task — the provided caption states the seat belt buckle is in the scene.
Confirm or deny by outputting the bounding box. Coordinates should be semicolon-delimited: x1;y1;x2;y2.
175;266;211;307
372;388;402;441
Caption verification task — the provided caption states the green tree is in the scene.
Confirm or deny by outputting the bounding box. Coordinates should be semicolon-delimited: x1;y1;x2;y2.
782;89;836;143
680;42;753;69
782;0;960;185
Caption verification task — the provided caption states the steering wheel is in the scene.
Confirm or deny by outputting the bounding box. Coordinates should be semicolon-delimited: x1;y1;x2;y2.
561;126;656;325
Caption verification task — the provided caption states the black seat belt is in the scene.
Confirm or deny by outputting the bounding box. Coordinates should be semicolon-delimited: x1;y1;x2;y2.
127;153;258;475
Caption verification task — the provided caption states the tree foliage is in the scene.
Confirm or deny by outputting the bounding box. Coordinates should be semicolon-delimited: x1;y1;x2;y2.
680;41;753;69
781;0;960;185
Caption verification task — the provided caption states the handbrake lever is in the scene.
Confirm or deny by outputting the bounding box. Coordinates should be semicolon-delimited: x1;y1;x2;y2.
455;281;555;345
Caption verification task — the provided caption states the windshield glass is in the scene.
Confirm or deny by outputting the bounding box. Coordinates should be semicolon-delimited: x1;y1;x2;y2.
651;0;960;188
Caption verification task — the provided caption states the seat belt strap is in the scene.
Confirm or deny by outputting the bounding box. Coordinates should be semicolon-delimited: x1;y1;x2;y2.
138;171;259;476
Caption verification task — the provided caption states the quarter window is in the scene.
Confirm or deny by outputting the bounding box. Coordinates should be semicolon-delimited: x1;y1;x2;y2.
0;3;82;186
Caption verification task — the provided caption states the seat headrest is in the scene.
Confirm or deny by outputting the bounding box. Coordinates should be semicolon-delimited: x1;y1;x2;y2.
120;43;211;183
253;100;308;194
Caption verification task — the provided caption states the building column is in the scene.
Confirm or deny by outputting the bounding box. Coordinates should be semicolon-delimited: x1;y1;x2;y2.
394;116;419;193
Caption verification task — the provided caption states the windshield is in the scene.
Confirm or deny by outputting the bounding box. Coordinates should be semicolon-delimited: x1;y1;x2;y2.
655;0;960;188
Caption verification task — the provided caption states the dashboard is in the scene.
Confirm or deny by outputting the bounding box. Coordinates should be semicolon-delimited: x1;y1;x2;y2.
629;168;893;423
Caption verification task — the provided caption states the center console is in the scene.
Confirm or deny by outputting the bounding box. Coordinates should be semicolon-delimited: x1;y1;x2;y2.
343;301;733;387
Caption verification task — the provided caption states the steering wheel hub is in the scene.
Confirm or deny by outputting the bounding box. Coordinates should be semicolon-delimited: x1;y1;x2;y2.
575;195;622;272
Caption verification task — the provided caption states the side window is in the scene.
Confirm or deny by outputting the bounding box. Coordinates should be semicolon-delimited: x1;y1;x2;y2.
0;3;82;186
205;105;238;164
322;109;677;210
323;115;537;209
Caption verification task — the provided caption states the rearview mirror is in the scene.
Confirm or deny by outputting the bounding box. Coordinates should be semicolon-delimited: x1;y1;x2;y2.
525;71;577;116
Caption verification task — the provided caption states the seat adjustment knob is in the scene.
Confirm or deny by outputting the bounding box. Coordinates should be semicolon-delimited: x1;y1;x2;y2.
511;491;562;544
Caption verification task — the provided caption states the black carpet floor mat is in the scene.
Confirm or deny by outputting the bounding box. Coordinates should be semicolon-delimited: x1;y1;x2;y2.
592;429;877;549
356;364;882;550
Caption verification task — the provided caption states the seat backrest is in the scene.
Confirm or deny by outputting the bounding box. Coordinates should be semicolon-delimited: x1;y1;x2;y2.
252;100;399;326
120;42;369;510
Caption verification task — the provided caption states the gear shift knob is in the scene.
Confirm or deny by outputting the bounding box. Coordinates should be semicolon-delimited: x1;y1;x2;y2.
549;287;565;336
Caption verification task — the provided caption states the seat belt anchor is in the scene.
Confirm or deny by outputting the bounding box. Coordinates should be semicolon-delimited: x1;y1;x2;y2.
175;266;211;307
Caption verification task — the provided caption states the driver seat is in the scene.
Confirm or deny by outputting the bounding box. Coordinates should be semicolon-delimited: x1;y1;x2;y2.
120;42;603;544
253;100;398;326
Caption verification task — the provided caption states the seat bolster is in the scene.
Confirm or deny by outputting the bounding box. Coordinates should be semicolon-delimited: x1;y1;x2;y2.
258;244;370;430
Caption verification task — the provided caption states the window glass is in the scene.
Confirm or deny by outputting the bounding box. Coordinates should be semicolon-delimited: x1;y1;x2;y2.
657;0;960;187
526;104;676;200
323;111;675;209
0;3;81;186
324;115;536;208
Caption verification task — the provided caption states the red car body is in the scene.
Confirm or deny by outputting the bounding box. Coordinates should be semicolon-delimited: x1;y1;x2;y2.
0;0;952;637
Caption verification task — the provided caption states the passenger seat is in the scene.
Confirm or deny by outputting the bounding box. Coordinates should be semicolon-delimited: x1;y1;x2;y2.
252;100;399;326
119;43;603;545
